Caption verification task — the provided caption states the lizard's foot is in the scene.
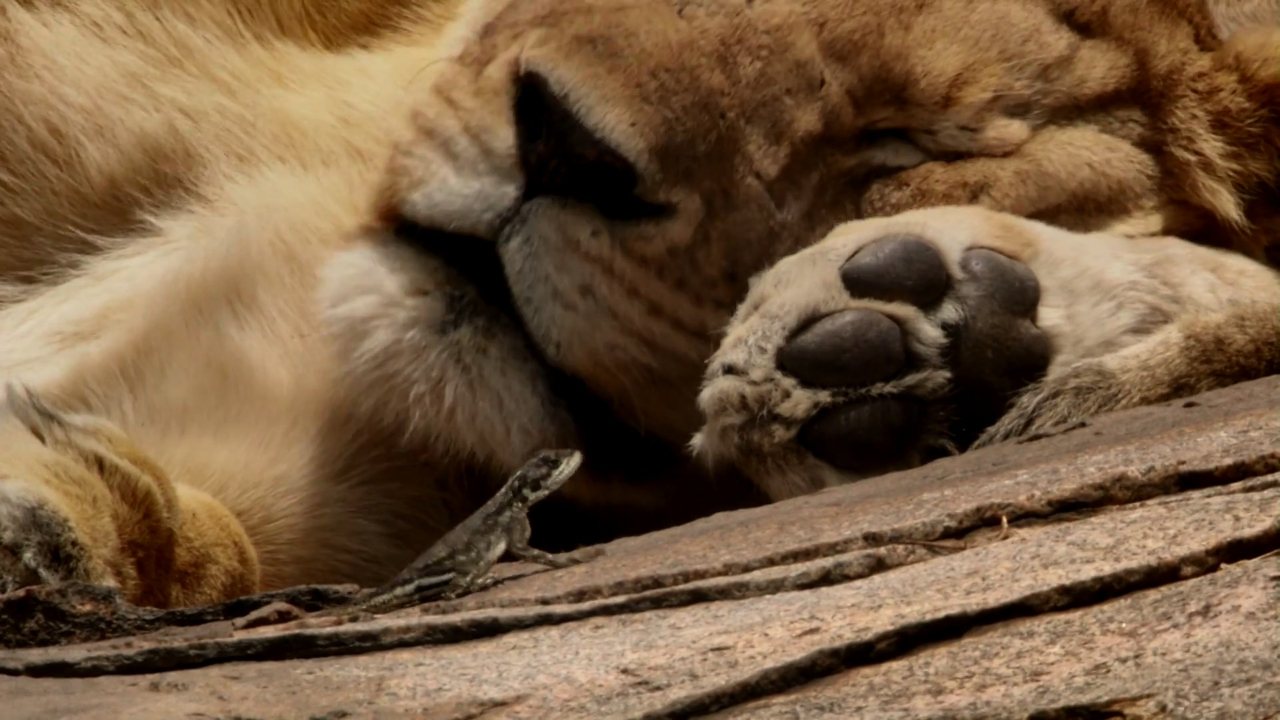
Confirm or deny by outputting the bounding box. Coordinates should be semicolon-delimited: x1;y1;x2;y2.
441;574;502;600
433;547;603;601
511;544;605;570
0;386;258;607
695;205;1279;500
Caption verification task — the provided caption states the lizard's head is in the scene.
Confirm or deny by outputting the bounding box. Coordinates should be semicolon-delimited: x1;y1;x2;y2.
517;449;585;506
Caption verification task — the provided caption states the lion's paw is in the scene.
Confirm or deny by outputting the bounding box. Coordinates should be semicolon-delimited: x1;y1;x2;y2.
0;480;110;594
695;207;1060;499
0;386;261;608
697;203;1280;500
0;385;197;607
0;387;139;600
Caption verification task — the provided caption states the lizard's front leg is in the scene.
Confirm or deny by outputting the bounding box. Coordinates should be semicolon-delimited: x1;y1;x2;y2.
506;515;598;569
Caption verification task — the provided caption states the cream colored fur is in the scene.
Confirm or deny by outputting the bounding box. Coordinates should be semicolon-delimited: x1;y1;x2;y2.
0;0;469;600
0;0;1276;606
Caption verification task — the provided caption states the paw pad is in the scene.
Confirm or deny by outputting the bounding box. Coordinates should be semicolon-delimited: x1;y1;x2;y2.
798;397;925;474
957;248;1040;316
778;309;905;389
944;248;1051;445
840;233;950;307
698;210;1062;499
786;235;1052;472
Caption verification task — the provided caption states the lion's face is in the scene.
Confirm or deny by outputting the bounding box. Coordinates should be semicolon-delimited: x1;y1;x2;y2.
373;0;1212;442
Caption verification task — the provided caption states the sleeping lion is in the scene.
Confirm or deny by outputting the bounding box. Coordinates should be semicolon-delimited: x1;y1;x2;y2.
0;0;1276;608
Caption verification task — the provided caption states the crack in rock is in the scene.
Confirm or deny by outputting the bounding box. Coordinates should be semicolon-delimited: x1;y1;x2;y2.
0;584;360;650
2;487;1278;682
646;536;1280;718
2;449;1278;655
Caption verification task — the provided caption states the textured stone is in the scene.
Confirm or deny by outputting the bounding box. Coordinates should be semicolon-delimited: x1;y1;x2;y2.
1;476;1278;717
0;377;1275;719
446;375;1280;611
711;556;1280;719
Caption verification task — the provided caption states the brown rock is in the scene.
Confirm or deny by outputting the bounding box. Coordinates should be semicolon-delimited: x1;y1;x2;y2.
0;377;1276;719
711;556;1280;719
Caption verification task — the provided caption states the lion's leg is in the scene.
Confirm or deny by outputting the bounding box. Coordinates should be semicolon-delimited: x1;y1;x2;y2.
0;386;258;607
0;229;583;601
860;25;1280;256
978;262;1280;445
0;1;449;277
696;205;1280;500
1206;0;1279;38
859;125;1165;235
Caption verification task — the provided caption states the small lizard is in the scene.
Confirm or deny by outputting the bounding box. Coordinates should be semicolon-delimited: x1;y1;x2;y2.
348;448;598;614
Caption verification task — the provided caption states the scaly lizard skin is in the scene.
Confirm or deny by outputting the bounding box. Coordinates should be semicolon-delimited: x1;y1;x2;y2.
351;449;597;614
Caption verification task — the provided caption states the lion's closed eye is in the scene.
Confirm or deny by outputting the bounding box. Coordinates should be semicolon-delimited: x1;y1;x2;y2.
847;128;934;184
514;72;670;222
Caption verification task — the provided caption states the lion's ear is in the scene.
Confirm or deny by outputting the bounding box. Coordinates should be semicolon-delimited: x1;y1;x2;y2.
514;71;667;221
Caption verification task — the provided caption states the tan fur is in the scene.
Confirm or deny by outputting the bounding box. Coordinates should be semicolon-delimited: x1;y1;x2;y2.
0;0;469;604
0;386;257;606
0;0;1276;606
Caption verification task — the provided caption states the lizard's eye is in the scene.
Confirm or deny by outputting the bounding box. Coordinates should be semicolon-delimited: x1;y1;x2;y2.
514;71;670;222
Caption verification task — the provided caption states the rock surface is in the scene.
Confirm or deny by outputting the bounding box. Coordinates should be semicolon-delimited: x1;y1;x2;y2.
0;377;1278;719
